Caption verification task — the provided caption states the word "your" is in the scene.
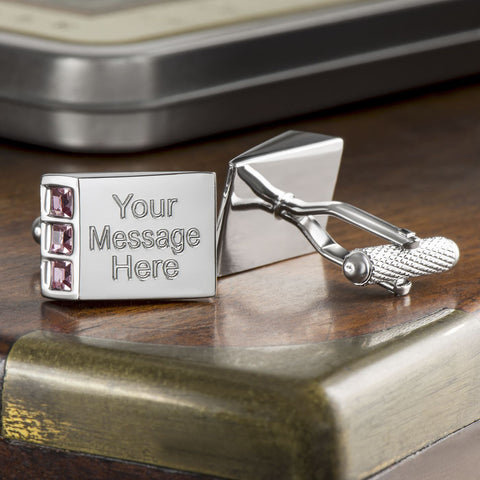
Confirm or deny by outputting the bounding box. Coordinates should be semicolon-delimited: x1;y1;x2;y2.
113;194;178;219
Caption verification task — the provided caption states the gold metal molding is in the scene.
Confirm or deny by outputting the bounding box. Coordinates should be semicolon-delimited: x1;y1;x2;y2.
2;309;479;479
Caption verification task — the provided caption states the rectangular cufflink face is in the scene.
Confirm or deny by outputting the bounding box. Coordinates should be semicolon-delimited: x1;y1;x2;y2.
217;131;343;276
40;172;216;300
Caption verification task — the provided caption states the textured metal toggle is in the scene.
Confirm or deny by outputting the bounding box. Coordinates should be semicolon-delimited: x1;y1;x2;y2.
34;172;216;300
217;131;459;295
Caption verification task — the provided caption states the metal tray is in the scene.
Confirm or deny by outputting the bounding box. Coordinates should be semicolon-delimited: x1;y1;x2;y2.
0;0;479;152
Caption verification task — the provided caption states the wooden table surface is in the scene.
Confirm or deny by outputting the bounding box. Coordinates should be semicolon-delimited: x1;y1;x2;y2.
0;77;479;478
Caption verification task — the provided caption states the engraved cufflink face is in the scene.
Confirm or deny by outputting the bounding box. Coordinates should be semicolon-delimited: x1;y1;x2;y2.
39;172;216;300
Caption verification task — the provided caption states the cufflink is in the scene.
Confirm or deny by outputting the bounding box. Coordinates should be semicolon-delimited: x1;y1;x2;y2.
33;172;216;300
217;131;459;295
33;131;459;301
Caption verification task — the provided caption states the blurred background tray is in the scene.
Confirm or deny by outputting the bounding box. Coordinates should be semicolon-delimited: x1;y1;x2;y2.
0;0;479;152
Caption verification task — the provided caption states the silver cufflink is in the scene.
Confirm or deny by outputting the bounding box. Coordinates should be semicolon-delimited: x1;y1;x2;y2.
32;172;217;300
217;131;459;296
33;131;459;300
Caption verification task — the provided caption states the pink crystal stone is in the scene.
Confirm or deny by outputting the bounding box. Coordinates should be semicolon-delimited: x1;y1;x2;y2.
50;260;72;291
49;186;73;218
49;223;73;255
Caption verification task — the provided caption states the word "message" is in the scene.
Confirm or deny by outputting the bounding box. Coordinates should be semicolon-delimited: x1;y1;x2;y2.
89;225;200;255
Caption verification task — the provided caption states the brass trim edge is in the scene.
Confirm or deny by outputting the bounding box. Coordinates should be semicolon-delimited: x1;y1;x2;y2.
2;308;479;479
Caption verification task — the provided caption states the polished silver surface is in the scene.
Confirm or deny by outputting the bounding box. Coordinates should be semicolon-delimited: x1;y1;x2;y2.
39;172;216;300
218;131;460;295
342;251;372;285
217;131;342;276
31;216;42;244
1;0;479;151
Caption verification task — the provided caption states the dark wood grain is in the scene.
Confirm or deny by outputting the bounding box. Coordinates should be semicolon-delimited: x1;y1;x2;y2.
0;78;479;478
0;440;220;480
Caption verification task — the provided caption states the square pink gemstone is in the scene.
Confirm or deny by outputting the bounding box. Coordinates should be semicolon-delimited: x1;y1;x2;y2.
49;223;73;255
49;186;73;218
50;260;72;291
